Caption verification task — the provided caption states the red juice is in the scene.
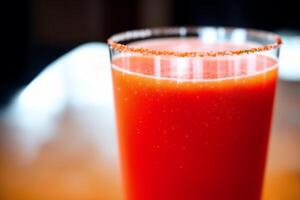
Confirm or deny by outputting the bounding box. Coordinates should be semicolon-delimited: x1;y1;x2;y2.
111;39;278;200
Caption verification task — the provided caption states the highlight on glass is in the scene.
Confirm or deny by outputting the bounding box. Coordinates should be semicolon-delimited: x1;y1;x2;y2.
108;27;282;200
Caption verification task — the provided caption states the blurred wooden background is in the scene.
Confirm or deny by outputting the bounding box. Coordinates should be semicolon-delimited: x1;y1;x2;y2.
1;0;300;199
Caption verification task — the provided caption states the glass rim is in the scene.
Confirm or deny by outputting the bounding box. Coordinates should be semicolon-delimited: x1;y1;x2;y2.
107;26;282;58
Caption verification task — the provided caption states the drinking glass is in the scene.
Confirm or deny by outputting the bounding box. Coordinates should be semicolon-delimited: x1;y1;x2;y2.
108;27;281;200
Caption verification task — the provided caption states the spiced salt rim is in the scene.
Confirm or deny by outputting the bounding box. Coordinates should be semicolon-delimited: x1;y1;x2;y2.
108;27;282;58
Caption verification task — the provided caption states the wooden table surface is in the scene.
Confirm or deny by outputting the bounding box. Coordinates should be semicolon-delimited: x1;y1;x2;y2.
0;43;299;200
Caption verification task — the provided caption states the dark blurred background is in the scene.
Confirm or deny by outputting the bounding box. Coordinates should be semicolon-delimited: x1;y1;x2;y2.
2;0;299;107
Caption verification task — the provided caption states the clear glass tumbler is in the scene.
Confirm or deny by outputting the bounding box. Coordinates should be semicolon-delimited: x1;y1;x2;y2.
108;27;281;200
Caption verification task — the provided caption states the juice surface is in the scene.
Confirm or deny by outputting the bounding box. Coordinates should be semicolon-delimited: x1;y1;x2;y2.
112;38;278;200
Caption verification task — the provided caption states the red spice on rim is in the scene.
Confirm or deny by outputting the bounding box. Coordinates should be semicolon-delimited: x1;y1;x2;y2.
107;27;282;57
